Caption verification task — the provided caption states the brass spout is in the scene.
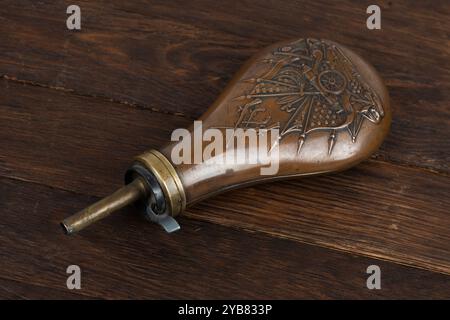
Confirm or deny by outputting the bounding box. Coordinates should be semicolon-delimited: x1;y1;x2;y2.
61;178;148;235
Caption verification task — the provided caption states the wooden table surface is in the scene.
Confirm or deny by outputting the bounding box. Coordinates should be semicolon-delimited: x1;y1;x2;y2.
0;0;449;299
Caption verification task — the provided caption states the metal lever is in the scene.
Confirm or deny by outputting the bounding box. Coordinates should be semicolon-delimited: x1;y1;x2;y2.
145;204;181;233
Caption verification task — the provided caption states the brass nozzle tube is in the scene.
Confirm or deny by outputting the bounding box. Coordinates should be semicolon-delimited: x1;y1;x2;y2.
61;178;148;235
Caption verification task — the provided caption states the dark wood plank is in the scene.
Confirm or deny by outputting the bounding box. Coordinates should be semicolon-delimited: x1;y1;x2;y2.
0;0;449;172
1;177;449;299
0;278;89;299
187;161;450;274
1;79;449;275
0;78;186;196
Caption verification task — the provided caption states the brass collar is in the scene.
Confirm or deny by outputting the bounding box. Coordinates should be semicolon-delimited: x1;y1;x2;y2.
135;149;186;217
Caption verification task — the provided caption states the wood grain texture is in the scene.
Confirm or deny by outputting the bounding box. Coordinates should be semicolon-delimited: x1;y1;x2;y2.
1;80;449;275
1;177;449;299
0;0;449;299
0;0;449;172
0;278;88;300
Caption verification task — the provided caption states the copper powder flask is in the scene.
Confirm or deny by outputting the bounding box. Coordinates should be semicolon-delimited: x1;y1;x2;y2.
62;38;391;234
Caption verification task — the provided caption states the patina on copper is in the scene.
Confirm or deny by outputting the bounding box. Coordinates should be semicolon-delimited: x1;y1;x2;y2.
62;38;391;235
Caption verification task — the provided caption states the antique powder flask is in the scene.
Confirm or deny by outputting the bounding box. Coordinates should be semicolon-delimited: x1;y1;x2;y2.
62;38;391;235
